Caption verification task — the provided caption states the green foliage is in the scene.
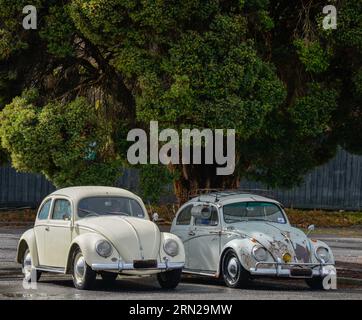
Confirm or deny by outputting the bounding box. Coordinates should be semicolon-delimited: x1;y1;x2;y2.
0;91;122;187
335;0;362;51
290;83;338;137
139;165;175;204
0;0;361;199
39;5;76;58
294;39;330;73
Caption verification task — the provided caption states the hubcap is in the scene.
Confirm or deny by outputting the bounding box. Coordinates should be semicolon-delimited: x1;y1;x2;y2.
227;257;239;279
23;251;32;280
74;253;86;284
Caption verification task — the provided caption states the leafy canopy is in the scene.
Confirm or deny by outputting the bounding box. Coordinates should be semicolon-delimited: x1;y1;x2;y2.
0;0;361;197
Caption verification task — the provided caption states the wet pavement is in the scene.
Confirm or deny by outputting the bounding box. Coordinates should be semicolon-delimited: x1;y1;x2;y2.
0;227;362;300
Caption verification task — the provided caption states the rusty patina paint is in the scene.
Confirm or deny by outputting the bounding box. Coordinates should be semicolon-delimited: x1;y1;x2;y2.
294;243;311;263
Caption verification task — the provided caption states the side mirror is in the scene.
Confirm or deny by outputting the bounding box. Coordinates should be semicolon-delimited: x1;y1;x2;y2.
63;214;70;221
152;212;159;222
306;224;315;236
191;205;212;220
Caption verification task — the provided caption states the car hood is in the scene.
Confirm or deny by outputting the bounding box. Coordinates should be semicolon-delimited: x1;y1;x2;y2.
232;221;312;263
77;216;161;262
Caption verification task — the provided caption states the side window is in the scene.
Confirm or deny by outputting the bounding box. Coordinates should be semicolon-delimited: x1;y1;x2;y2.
52;199;71;220
176;205;192;225
195;206;219;226
38;199;52;220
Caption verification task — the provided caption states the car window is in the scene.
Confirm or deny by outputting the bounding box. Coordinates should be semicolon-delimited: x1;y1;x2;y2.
78;197;145;218
38;199;52;220
130;199;145;218
223;202;286;224
52;199;72;220
176;205;192;225
195;206;219;226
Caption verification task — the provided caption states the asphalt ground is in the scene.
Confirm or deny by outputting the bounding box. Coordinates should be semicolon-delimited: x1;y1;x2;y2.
0;227;361;300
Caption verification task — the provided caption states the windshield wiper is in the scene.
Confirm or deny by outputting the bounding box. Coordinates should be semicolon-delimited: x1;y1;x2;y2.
104;211;130;216
78;208;99;216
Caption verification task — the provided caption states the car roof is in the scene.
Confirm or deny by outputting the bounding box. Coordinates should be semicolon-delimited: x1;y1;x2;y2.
188;191;281;206
49;186;140;201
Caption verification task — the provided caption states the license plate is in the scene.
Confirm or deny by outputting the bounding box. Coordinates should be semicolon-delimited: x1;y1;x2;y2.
290;267;313;277
133;259;158;269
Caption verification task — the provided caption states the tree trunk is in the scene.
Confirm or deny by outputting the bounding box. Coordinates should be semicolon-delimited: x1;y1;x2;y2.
171;164;240;205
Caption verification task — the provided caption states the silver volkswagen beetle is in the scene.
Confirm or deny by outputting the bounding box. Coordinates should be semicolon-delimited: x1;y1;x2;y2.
171;191;336;290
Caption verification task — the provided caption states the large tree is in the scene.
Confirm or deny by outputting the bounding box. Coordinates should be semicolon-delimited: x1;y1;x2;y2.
0;0;361;202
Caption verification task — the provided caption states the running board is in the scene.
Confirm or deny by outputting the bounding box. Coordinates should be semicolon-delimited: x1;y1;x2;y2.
183;269;217;277
36;266;66;274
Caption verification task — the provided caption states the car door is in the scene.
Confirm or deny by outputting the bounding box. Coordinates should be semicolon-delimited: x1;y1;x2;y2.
33;198;53;266
186;204;221;273
43;197;73;268
170;204;193;265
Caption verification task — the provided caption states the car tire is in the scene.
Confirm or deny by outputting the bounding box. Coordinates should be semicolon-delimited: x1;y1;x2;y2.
100;271;118;284
305;277;326;290
222;250;250;288
23;249;41;282
72;248;96;290
157;269;182;289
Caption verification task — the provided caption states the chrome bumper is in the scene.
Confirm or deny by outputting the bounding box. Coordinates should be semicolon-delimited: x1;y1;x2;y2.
91;261;184;272
249;261;336;278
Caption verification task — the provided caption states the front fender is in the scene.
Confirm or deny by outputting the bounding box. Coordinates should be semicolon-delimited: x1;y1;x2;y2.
65;233;120;273
217;238;258;276
159;232;185;264
16;228;39;266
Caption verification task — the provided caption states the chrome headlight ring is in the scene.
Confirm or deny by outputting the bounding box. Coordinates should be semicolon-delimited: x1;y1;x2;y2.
315;246;330;263
164;239;179;257
252;245;268;262
95;240;113;258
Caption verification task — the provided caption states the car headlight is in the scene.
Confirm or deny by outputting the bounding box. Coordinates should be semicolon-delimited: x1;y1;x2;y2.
164;239;179;257
95;240;113;258
252;246;268;261
315;247;330;263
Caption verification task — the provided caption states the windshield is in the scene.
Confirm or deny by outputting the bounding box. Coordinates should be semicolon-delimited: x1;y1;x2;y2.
78;197;145;219
223;202;286;224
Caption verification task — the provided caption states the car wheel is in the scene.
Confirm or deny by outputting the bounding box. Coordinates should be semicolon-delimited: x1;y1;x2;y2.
222;250;249;288
23;249;41;282
305;277;326;290
100;271;118;284
72;248;96;290
157;269;182;289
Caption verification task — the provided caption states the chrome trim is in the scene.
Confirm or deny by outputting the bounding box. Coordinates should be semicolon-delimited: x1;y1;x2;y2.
314;246;330;263
249;261;335;278
91;261;184;271
183;269;217;277
35;266;66;273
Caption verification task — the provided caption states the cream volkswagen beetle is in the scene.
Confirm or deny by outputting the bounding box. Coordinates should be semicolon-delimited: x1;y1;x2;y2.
17;187;185;290
171;191;336;290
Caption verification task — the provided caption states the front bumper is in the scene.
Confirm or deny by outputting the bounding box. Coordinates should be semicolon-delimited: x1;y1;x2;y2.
91;261;184;272
249;260;336;278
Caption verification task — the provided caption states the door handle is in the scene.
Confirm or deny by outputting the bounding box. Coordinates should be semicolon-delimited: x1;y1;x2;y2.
209;231;221;235
45;227;50;231
188;230;195;236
